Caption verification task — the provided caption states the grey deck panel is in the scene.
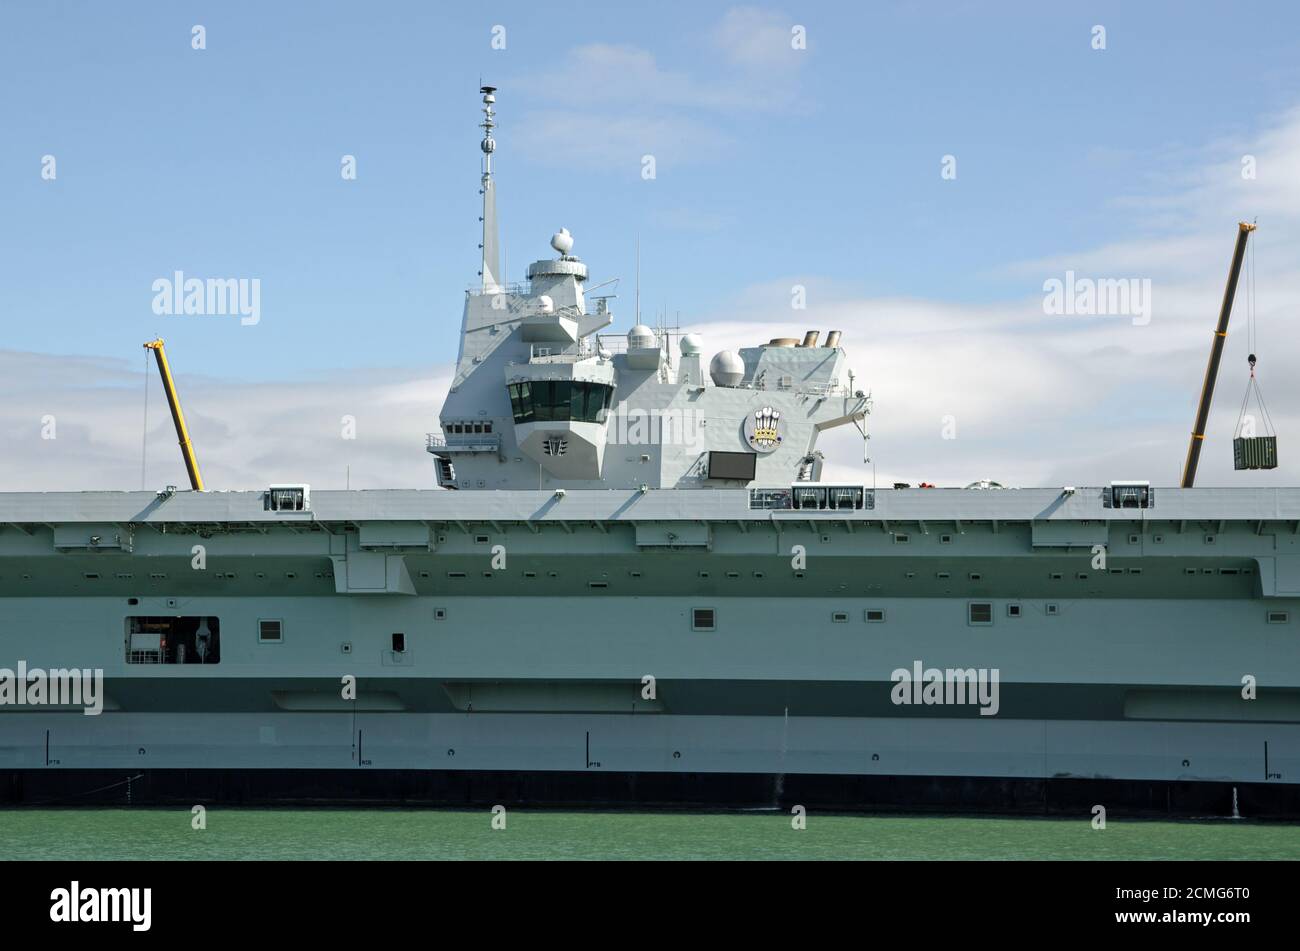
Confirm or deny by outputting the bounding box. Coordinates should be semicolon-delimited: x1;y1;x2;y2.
0;486;1298;524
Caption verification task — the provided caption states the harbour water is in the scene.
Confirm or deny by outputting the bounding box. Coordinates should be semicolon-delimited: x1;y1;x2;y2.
5;809;1299;860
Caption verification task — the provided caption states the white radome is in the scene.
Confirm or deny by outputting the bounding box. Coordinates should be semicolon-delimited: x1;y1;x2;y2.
709;350;745;387
628;324;655;349
537;295;554;313
550;228;574;255
680;333;703;355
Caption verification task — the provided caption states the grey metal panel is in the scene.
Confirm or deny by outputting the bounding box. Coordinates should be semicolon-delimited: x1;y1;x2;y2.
330;552;416;594
1270;555;1300;597
1031;520;1109;548
635;522;711;548
1;711;1294;783
358;521;432;550
51;523;132;551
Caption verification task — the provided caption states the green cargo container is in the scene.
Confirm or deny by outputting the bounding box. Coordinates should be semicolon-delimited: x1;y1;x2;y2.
1233;435;1278;470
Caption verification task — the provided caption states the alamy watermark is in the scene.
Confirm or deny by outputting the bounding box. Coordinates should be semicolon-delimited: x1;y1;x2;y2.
608;408;703;446
0;662;104;715
1043;271;1151;326
891;660;1000;716
50;882;150;931
152;271;260;325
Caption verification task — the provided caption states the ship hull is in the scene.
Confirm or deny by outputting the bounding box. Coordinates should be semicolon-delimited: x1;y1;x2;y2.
0;709;1295;815
3;486;1300;814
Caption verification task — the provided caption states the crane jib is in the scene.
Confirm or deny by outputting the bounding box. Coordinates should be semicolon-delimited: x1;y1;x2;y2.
1180;221;1256;489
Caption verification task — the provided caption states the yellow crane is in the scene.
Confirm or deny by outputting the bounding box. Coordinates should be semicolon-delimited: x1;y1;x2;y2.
143;338;205;491
1180;221;1256;488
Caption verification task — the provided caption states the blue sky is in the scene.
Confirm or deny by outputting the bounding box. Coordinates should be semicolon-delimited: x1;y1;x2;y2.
4;1;1298;375
3;1;1300;490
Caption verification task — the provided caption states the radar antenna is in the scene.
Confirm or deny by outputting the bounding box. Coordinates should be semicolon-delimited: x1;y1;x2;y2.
478;85;501;292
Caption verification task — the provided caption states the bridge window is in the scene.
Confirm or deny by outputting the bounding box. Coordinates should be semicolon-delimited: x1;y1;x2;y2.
508;381;613;425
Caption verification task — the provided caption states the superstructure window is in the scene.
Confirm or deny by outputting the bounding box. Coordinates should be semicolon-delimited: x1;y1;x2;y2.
125;616;221;664
446;420;493;436
507;381;613;424
708;451;757;481
968;602;993;626
692;608;716;632
259;619;283;643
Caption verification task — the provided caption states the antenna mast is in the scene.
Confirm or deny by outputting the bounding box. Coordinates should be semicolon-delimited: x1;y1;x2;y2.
478;85;501;292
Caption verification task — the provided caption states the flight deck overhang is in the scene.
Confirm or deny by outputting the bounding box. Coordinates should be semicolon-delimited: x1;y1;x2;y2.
6;486;1300;529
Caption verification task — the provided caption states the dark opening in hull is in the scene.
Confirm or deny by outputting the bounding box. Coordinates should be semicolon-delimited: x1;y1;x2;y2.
0;769;1292;819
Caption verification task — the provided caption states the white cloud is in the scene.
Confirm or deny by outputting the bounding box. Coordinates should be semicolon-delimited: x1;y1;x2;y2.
513;110;731;172
674;103;1300;490
512;9;807;170
7;105;1300;496
713;6;804;70
0;350;449;492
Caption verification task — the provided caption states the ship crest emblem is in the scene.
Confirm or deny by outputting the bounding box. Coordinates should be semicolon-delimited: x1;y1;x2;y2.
743;406;783;453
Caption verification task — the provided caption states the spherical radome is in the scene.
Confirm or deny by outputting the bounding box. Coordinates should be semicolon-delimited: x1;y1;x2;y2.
628;324;655;349
550;228;574;255
709;350;745;387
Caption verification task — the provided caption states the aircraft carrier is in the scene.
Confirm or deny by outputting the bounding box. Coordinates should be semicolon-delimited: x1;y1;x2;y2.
1;88;1297;815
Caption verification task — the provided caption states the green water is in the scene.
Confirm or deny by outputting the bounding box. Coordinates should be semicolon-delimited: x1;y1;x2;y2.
5;809;1299;859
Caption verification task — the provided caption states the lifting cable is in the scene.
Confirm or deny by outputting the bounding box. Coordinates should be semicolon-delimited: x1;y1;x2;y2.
1235;227;1277;439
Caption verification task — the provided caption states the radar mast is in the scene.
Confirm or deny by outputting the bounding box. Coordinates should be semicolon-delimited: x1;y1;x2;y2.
479;85;501;292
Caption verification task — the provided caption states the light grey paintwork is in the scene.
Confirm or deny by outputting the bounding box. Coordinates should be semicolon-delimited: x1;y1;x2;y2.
2;88;1297;791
